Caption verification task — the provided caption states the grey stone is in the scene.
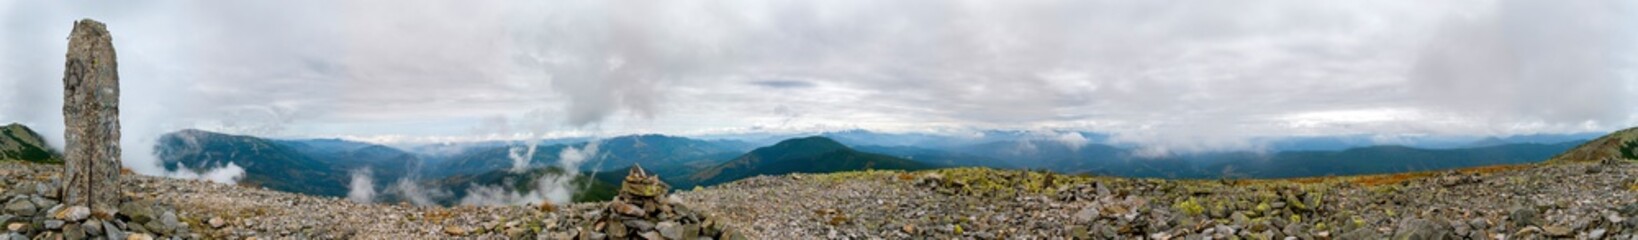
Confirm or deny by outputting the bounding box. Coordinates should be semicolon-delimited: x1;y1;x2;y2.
63;223;84;240
127;221;148;234
56;206;90;221
158;211;179;234
105;224;126;240
117;201;153;224
37;183;57;200
45;220;65;229
44;204;62;218
31;197;55;210
606;220;627;238
656;221;681;239
1510;207;1539;228
83;219;102;236
1622;203;1638;216
1392;218;1450;240
682;223;700;240
1541;226;1571;237
1468;218;1489;231
1069;225;1089;239
625;219;654;231
638;231;663;240
1514;226;1541;238
1074;206;1098;223
1337;228;1379;239
1453;220;1470;237
207;217;225;228
61;18;124;216
2;199;34;217
143;219;166;235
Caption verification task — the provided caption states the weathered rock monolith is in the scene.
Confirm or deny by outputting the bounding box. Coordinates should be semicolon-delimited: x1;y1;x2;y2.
62;18;122;218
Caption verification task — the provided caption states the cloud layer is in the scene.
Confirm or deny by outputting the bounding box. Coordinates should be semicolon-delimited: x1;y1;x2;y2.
1;0;1635;163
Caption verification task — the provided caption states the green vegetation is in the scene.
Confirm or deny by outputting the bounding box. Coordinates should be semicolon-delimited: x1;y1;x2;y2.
0;123;62;164
425;166;620;204
158;129;349;196
924;167;1091;198
687;136;933;187
1548;127;1638;163
1621;139;1638;160
1173;197;1205;216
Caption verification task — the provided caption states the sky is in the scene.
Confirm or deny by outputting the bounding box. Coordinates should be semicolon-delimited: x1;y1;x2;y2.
2;0;1637;172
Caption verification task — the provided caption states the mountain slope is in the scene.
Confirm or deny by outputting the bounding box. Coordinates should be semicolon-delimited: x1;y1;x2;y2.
1547;127;1638;164
592;134;743;171
426;134;742;178
0;123;61;163
687;136;934;187
856;145;1017;169
157;129;347;196
422;167;620;204
275;138;423;188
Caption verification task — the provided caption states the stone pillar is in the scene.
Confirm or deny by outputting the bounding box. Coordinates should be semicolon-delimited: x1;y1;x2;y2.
62;19;121;217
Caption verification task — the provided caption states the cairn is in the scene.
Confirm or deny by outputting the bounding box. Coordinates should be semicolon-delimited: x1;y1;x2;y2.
588;164;744;240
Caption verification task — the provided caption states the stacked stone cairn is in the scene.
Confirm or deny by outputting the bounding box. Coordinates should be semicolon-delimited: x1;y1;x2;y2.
584;165;745;240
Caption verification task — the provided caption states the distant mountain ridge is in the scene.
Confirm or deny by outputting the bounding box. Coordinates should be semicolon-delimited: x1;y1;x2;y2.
146;128;1604;205
423;134;744;178
155;129;753;204
686;136;933;187
0;123;61;163
865;138;1585;179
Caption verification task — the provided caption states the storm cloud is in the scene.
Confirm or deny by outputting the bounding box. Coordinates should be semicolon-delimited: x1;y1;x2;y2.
1;0;1635;168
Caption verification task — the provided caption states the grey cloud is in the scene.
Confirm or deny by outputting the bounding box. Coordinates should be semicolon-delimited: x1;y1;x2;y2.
1409;0;1635;126
2;0;1635;157
749;80;816;89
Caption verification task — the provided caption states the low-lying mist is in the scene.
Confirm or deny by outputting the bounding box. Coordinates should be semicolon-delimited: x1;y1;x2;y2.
460;140;601;206
342;139;604;207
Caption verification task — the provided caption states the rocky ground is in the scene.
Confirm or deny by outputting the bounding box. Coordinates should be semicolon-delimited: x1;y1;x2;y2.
680;160;1638;239
7;159;1638;239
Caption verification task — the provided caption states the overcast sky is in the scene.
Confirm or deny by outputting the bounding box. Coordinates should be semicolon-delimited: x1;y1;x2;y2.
3;0;1636;159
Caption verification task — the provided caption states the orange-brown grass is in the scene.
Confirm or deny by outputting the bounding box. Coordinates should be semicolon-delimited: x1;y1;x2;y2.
1453;164;1532;175
1264;164;1536;187
423;209;454;223
1349;172;1440;187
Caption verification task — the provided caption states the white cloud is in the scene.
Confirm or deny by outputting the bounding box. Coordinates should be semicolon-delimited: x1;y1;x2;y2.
0;0;1633;158
165;162;246;185
1055;132;1090;151
459;140;601;206
346;168;376;203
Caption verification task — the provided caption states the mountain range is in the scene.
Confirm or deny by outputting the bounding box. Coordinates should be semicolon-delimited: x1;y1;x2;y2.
2;123;1607;206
